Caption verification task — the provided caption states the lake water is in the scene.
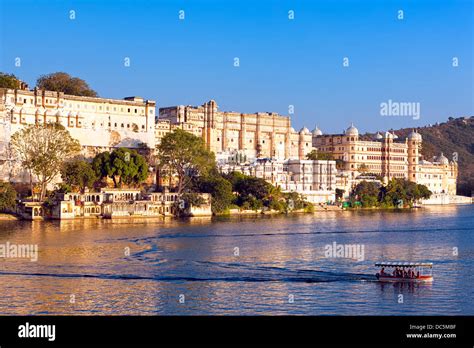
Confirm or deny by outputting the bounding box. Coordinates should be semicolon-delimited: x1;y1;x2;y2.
0;205;473;315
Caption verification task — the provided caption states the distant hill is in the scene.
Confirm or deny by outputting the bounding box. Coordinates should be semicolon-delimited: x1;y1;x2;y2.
362;116;474;196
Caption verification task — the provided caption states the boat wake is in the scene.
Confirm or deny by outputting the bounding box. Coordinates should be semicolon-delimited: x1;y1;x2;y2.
0;260;377;283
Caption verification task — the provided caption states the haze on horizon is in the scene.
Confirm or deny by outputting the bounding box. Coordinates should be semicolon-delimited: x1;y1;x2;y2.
0;0;472;134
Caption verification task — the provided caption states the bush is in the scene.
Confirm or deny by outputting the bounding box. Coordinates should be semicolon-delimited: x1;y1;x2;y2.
0;182;17;212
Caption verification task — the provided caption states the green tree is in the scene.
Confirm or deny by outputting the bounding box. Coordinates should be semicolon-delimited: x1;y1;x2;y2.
92;148;148;188
416;184;432;200
235;176;272;201
0;181;17;212
351;180;380;207
156;129;216;195
61;159;98;192
36;72;98;97
196;174;234;214
10;123;81;201
92;151;113;181
0;72;21;89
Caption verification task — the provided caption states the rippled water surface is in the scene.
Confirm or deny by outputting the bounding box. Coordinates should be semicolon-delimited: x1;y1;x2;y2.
0;205;473;315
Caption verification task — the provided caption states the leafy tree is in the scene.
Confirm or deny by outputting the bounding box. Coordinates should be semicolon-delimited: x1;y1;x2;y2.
223;171;246;191
36;72;98;97
156;129;216;195
0;181;17;212
92;148;148;188
283;191;312;211
235;176;273;202
0;72;21;89
196;174;234;214
92;151;113;181
416;184;432;200
10;123;81;201
61;159;98;192
353;180;380;198
306;150;334;160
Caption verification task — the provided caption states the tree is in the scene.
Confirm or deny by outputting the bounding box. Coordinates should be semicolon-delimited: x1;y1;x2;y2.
10;123;81;201
306;150;334;160
36;72;98;97
92;151;113;182
351;180;380;207
0;72;21;89
61;159;98;192
196;174;234;214
234;176;273;206
92;148;148;188
0;181;17;212
156;129;216;195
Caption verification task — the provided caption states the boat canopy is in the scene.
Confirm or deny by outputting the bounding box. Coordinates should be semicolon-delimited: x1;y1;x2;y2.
375;262;432;268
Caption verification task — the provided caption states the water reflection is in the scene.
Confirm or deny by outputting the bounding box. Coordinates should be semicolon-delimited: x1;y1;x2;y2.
0;205;472;315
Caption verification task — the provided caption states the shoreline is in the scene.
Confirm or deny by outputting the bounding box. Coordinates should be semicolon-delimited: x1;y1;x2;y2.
2;202;471;222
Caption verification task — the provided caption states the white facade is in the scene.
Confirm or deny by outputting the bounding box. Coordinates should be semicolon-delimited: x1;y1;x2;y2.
0;87;156;181
219;158;337;203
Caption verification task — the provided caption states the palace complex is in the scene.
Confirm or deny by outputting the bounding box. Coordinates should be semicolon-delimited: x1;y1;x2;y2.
0;87;459;201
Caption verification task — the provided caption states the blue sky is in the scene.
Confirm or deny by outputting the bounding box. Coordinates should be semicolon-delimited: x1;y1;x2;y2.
0;0;472;133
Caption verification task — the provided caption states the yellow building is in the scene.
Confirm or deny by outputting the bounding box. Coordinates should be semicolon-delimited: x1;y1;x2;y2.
313;124;458;195
157;100;313;160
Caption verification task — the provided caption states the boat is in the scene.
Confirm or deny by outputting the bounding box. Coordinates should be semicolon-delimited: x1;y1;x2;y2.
375;262;433;282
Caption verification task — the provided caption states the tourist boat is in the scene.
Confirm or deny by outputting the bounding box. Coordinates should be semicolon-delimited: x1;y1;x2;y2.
375;262;433;282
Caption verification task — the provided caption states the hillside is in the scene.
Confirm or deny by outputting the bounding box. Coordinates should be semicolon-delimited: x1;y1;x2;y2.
363;116;474;196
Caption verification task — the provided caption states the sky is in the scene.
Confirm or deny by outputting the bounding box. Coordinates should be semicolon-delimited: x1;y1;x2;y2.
0;0;472;133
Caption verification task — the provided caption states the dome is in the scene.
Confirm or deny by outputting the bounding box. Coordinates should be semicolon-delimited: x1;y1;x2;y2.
290;127;296;133
375;132;383;139
383;131;394;139
299;126;310;134
407;129;422;141
435;153;449;165
392;132;399;139
312;125;323;136
345;123;359;136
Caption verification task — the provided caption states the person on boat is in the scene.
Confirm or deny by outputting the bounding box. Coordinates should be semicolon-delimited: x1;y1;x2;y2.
380;267;385;276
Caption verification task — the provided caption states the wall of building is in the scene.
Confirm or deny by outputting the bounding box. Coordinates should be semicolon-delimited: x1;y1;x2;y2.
158;100;313;160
